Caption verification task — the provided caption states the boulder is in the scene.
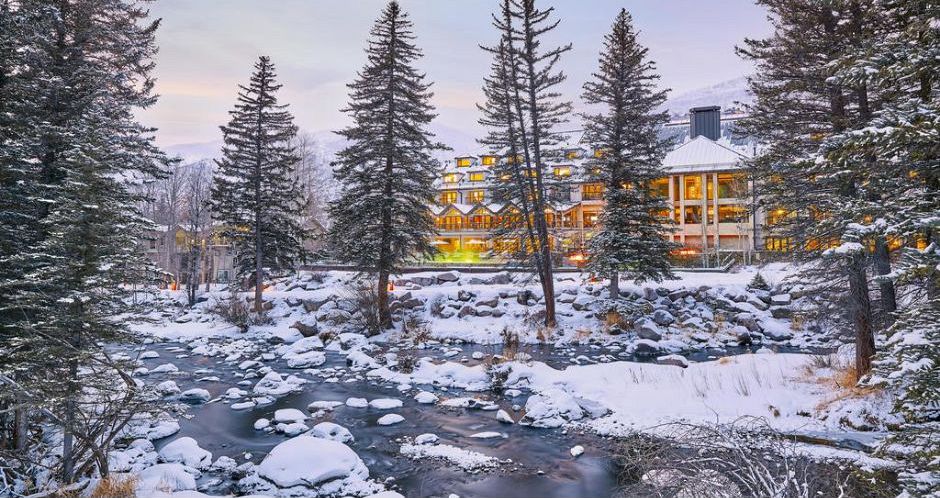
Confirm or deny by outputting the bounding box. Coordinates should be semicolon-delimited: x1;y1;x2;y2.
486;272;512;285
633;318;662;341
412;276;436;287
303;298;330;313
310;422;354;444
770;293;792;306
457;290;474;302
655;354;689;368
256;436;368;488
652;309;675;326
458;305;476;318
402;298;423;309
158;437;212;469
633;340;663;356
179;388;210;404
734;312;761;332
770;306;792;319
290;320;318;338
517;289;535;306
572;295;594;312
436;271;459;283
667;289;689;301
476;297;499;308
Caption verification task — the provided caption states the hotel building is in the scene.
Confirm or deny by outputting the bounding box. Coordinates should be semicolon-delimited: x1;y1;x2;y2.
429;106;766;266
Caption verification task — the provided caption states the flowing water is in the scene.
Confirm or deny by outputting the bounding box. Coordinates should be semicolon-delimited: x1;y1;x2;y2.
133;339;830;498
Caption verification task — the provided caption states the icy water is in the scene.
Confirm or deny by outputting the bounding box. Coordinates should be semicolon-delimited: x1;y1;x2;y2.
134;339;823;498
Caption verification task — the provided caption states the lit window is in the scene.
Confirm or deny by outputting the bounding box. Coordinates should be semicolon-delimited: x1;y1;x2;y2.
583;183;604;200
683;175;702;200
684;206;703;224
649;178;669;198
767;208;789;226
440;191;458;204
583;212;599;228
717;173;747;199
481;155;497;166
469;172;485;182
506;154;523;164
467;190;485;203
456;157;472;167
593;148;606;158
553;166;572;178
443;173;460;183
718;205;748;223
565;150;580;160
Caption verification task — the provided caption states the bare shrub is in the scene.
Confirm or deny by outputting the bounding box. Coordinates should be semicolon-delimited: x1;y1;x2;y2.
90;475;137;498
212;287;250;332
500;327;520;360
402;313;431;345
342;281;382;336
396;351;418;374
614;417;896;498
307;271;328;284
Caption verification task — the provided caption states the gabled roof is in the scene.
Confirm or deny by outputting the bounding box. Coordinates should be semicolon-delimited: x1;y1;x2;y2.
661;136;747;173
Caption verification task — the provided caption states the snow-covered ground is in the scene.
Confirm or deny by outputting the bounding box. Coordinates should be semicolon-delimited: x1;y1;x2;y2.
109;265;898;498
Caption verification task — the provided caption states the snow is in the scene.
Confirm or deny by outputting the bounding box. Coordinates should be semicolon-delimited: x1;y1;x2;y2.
273;408;307;423
503;352;868;434
158;437;212;469
136;463;197;494
570;445;585;457
400;441;499;471
414;391;439;404
346;397;368;408
377;414;405;426
310;421;354;443
255;435;368;488
369;398;403;410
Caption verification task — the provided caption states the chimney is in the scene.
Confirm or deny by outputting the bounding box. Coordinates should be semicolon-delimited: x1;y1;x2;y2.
689;106;721;140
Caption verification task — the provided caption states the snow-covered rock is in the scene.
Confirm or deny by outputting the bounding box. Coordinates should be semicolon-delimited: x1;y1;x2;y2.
136;463;197;494
377;414;405;426
346;397;368;408
179;388;210;403
274;408;307;423
255;435;369;488
369;398;403;410
158;437;212;469
310;422;354;443
414;391;438;404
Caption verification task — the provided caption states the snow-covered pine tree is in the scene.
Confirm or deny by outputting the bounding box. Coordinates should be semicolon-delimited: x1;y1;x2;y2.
480;36;542;278
211;56;308;313
1;0;167;483
328;1;447;330
581;9;677;297
737;0;885;378
843;2;939;494
481;0;572;327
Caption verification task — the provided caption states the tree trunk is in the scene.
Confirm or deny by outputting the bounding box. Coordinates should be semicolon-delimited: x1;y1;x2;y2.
872;236;897;323
13;397;27;453
609;271;619;298
847;255;875;379
377;270;391;329
61;359;78;482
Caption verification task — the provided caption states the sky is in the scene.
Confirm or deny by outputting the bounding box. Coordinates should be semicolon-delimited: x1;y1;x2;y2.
141;0;771;148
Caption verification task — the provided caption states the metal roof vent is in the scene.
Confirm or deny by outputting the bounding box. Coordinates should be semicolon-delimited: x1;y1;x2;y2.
690;106;721;141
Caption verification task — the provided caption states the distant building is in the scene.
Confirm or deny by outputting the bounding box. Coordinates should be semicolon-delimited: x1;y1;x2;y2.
430;106;768;266
141;223;237;287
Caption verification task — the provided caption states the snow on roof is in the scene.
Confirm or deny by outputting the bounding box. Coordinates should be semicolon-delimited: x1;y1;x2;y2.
662;136;748;173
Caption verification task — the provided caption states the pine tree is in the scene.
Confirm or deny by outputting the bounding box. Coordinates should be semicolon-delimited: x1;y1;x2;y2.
845;2;939;494
328;1;447;330
211;56;308;313
737;0;886;378
0;0;167;484
581;9;677;297
480;0;572;327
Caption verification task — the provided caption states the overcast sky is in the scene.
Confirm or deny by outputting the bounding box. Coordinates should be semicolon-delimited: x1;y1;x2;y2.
141;0;771;147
